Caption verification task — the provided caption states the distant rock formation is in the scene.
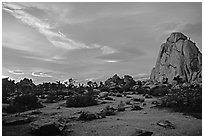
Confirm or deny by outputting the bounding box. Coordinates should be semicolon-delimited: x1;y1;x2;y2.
150;32;202;83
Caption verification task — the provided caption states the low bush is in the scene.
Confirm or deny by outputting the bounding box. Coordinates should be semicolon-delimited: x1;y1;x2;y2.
5;94;43;113
66;93;98;107
136;87;149;94
149;86;169;96
47;92;58;103
160;86;202;118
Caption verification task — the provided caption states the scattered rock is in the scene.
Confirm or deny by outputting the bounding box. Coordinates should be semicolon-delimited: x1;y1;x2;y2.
126;96;132;98
145;94;153;98
131;104;143;111
100;105;117;116
157;120;176;129
78;111;99;121
73;111;82;115
125;100;131;105
117;101;125;112
132;97;145;102
131;128;153;136
30;118;66;135
31;110;42;115
124;91;134;95
99;92;109;98
152;101;160;105
104;97;114;101
116;93;123;97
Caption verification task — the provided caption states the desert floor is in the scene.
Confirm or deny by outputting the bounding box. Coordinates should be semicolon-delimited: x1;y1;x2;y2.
2;94;202;136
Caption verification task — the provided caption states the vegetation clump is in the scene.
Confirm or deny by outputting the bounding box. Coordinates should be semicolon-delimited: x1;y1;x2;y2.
5;94;43;113
66;91;98;107
160;84;202;118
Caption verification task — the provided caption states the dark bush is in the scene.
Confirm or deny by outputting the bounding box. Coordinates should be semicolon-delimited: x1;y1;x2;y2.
160;86;202;118
99;86;110;92
136;87;149;94
149;86;169;96
47;92;58;103
5;94;43;113
66;93;98;107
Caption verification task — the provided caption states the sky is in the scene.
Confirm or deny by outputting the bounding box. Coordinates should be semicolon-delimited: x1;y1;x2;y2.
2;2;202;84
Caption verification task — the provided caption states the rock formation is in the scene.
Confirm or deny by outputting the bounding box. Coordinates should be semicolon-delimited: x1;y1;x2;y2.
150;32;202;83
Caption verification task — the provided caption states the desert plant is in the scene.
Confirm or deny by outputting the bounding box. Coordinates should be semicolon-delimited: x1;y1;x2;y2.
5;94;43;113
160;86;202;118
149;86;169;96
66;92;98;107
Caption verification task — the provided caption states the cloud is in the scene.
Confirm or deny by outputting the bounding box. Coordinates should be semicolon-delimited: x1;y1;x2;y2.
8;70;24;75
3;2;113;52
133;73;150;80
31;72;52;77
2;75;9;78
100;46;117;54
104;60;119;63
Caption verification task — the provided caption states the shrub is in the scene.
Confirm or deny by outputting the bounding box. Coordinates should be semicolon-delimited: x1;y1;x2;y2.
149;86;169;96
47;92;58;103
66;93;98;107
5;94;43;113
136;87;149;94
160;86;202;118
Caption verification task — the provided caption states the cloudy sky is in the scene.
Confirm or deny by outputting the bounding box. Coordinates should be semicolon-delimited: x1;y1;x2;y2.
2;2;202;84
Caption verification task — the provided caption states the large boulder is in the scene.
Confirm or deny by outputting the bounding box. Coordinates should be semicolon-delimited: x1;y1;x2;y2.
30;118;66;135
150;32;202;84
105;74;124;86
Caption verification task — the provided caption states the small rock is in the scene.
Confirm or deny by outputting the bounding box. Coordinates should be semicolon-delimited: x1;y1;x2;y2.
157;120;175;129
125;100;131;105
57;106;61;110
104;97;114;101
143;103;147;106
131;104;143;111
78;111;101;121
117;101;125;112
99;92;109;98
126;96;132;98
100;105;116;116
132;97;145;102
31;110;42;115
116;93;123;97
131;128;153;136
152;101;160;105
145;94;153;98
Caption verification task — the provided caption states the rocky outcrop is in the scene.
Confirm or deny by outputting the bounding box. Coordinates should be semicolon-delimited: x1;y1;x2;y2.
30;118;66;135
150;32;202;83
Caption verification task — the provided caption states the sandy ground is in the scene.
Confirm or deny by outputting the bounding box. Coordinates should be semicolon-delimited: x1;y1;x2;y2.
2;94;202;136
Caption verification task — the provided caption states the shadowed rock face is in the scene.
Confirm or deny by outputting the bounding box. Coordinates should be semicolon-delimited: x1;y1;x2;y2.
150;32;202;83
